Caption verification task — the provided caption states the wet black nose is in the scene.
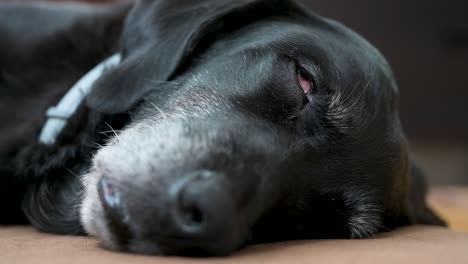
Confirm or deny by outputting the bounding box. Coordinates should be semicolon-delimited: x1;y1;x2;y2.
169;171;236;247
97;171;239;255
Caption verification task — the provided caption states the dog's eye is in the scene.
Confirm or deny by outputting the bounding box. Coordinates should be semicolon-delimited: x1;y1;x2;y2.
297;66;315;94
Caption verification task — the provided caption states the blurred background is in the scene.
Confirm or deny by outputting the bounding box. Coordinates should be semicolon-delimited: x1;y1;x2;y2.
3;0;468;185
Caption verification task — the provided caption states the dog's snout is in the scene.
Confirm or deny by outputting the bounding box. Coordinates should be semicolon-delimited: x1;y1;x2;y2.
95;170;240;255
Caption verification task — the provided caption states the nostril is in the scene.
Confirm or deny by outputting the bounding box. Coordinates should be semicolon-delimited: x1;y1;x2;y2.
171;170;231;237
178;189;206;229
98;176;121;210
97;176;130;227
188;207;203;224
170;171;224;233
168;171;240;254
97;176;132;245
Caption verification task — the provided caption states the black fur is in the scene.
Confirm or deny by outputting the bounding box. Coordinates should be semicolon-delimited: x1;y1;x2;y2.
0;0;445;256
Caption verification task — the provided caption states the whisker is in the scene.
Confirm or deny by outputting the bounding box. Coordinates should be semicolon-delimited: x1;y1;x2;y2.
70;188;86;205
147;79;181;86
92;142;104;148
104;122;120;141
63;166;80;178
149;102;169;121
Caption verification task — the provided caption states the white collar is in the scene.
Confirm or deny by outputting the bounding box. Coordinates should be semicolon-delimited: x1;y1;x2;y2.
39;53;121;145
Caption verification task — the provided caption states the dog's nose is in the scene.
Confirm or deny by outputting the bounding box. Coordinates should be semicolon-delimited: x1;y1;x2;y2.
97;171;238;255
169;170;237;252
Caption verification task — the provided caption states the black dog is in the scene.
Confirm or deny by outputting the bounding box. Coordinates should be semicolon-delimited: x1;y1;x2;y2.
0;0;444;256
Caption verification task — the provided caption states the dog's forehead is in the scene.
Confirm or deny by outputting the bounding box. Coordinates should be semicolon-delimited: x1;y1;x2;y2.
163;18;400;143
183;19;394;97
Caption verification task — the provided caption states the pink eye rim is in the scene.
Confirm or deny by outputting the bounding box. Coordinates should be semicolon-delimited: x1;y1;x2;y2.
297;66;315;94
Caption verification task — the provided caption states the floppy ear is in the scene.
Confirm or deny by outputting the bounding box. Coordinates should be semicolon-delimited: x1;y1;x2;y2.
86;0;308;114
406;161;446;226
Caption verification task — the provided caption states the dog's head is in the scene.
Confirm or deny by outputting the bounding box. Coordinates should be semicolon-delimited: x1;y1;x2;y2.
80;0;443;256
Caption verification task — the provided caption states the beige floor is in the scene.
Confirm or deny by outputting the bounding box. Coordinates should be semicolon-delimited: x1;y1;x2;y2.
0;187;467;264
429;187;468;232
1;226;468;264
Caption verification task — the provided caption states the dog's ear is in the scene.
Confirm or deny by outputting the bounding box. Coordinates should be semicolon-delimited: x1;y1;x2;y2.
86;0;309;114
406;161;446;226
